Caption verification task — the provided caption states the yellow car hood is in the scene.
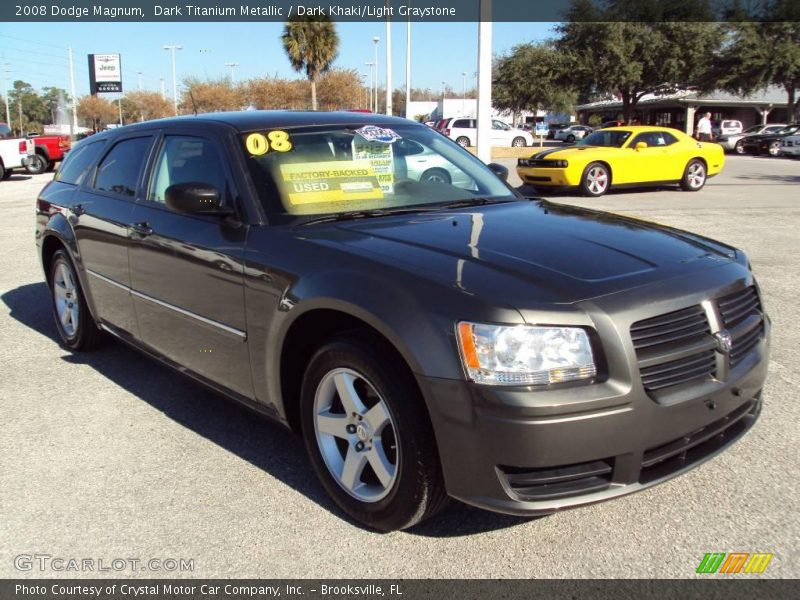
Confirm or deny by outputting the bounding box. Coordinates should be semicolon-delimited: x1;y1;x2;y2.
525;146;623;162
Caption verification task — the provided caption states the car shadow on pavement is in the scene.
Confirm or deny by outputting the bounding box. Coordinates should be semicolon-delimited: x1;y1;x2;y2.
733;173;800;184
4;174;33;182
3;282;534;537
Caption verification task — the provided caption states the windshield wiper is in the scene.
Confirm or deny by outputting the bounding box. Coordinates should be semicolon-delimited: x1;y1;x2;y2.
297;206;441;226
437;197;516;210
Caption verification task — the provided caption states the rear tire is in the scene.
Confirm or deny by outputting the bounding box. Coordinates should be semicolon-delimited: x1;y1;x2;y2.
768;141;782;157
579;162;610;197
0;163;5;180
734;140;746;155
455;136;470;148
48;249;104;350
680;159;707;191
26;153;48;175
511;136;526;148
566;134;576;143
300;333;447;531
419;167;451;184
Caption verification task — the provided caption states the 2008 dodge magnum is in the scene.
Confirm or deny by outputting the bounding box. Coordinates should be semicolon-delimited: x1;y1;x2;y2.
35;112;770;531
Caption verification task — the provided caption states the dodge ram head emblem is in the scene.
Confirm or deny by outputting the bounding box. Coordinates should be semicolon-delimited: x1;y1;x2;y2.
714;331;733;354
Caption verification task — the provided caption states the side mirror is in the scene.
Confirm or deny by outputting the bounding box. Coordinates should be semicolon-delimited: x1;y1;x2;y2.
635;142;648;151
165;182;232;216
488;162;509;182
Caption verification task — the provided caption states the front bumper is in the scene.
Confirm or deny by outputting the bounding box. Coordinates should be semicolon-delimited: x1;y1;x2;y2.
516;166;579;187
418;281;770;516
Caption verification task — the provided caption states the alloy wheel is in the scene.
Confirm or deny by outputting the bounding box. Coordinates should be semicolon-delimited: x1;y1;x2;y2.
687;162;706;189
313;368;399;503
586;165;608;195
53;261;79;338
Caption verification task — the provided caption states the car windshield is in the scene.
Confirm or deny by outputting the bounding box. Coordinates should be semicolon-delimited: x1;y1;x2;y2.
240;123;515;222
577;130;632;148
776;125;800;135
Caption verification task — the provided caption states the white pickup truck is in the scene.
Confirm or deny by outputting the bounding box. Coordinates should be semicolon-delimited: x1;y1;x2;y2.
0;123;34;181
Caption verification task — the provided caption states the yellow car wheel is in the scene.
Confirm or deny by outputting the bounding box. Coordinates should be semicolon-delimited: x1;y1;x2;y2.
580;162;611;197
680;159;707;192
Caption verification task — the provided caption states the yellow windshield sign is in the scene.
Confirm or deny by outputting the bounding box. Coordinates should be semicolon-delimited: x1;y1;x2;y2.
279;160;383;205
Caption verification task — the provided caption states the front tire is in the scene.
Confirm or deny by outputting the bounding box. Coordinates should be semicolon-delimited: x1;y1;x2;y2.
566;134;576;143
300;333;447;531
768;141;782;157
455;136;470;148
680;159;707;191
735;140;746;155
511;136;526;148
580;162;610;197
48;249;104;350
26;153;48;175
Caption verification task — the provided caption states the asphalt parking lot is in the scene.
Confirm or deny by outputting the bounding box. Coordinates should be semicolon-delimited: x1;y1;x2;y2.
1;154;798;579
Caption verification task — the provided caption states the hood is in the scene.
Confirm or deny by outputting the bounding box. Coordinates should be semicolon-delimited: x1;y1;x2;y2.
298;201;740;306
523;145;621;162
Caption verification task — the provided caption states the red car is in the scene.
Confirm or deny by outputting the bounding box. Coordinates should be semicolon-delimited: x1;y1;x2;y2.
25;133;71;174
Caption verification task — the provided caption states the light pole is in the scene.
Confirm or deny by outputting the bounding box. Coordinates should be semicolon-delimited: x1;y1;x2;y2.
160;78;166;99
365;62;374;112
385;4;392;116
462;71;467;115
163;44;182;116
405;18;411;119
372;36;380;114
224;62;240;84
137;71;143;91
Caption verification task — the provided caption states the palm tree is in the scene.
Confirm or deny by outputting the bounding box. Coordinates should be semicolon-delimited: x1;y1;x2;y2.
281;15;339;111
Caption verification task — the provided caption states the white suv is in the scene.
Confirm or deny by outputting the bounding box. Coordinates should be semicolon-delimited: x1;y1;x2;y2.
443;118;534;148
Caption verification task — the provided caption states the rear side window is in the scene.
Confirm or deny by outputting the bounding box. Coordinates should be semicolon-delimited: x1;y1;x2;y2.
93;137;152;197
453;119;472;128
55;140;107;185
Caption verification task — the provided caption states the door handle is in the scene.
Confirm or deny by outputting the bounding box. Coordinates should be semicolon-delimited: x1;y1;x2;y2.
129;221;153;236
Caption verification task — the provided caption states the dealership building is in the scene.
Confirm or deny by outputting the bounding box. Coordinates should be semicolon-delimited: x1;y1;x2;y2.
576;86;794;134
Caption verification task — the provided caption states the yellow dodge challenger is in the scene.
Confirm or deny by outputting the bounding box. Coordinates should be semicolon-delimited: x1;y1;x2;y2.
516;126;725;197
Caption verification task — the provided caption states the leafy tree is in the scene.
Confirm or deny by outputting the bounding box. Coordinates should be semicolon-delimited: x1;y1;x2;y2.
40;87;72;126
121;91;173;123
181;78;245;113
77;95;117;131
493;43;576;117
281;15;339;110
555;1;722;122
315;69;363;110
710;4;800;121
245;76;307;110
8;81;48;133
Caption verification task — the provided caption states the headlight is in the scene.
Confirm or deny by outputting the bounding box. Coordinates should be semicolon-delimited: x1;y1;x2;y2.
554;159;569;168
456;322;597;386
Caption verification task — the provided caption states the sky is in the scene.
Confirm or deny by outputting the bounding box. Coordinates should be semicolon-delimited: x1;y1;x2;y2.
0;21;557;100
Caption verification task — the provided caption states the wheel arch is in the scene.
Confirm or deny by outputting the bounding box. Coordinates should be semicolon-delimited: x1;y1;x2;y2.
584;160;613;185
40;224;101;325
278;306;424;435
35;145;51;160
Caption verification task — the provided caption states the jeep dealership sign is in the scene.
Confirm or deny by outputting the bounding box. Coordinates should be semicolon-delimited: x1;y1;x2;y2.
88;54;122;94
